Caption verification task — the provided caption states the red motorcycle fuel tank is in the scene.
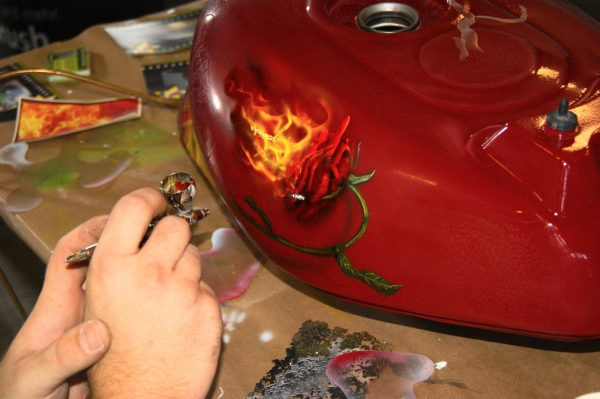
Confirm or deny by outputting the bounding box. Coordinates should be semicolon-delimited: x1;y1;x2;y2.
186;0;600;339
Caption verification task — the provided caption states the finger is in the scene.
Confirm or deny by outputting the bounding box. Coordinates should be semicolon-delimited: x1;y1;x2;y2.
48;215;109;268
44;215;108;290
18;216;109;345
173;244;202;285
26;319;111;396
67;373;91;399
199;280;220;305
96;188;168;258
141;215;192;270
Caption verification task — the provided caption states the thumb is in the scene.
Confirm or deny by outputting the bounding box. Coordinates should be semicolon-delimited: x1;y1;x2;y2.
30;319;111;392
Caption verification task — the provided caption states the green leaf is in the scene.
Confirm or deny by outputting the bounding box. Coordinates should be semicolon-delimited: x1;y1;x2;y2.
243;196;273;232
321;186;344;200
334;247;402;296
347;171;375;186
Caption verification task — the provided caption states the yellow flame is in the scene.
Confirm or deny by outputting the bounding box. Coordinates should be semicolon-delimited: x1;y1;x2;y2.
18;102;109;141
240;102;325;182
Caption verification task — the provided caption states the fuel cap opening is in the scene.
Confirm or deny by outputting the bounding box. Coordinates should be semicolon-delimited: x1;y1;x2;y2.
357;3;420;34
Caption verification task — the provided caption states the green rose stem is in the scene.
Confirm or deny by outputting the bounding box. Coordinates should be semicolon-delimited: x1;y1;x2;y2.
232;173;402;296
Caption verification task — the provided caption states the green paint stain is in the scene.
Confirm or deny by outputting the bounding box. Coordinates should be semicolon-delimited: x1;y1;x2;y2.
77;125;185;166
37;172;79;191
6;120;188;213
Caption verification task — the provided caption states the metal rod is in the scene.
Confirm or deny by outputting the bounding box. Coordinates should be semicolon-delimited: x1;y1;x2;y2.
0;68;182;108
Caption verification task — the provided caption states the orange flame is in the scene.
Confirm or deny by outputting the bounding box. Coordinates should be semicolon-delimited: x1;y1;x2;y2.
19;102;109;141
16;98;140;142
228;68;354;220
238;92;331;185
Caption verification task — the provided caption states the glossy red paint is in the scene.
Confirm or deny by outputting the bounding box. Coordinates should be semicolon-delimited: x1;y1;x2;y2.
187;0;600;339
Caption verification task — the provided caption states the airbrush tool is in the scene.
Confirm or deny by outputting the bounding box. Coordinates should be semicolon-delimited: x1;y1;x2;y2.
65;172;209;263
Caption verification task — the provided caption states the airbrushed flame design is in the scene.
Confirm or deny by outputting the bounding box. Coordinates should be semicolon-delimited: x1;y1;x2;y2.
226;67;402;295
227;71;354;220
239;98;324;183
15;98;140;142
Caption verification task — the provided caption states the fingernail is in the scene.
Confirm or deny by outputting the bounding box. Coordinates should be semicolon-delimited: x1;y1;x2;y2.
80;320;105;354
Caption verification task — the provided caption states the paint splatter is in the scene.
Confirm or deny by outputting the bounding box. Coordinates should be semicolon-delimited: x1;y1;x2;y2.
221;305;248;344
0;123;184;213
246;320;395;399
259;331;274;342
435;361;447;370
201;228;261;302
326;351;434;399
0;140;131;212
222;306;247;332
0;142;33;168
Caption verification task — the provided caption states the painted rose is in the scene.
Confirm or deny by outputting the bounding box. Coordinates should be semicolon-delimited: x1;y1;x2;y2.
225;67;356;221
282;116;353;221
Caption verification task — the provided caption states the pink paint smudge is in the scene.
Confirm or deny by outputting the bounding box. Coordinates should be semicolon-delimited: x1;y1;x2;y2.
326;350;434;399
200;228;261;301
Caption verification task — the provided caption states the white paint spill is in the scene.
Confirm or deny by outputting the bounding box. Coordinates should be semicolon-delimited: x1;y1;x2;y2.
575;393;600;399
222;308;247;331
236;311;246;323
435;361;447;370
259;331;274;342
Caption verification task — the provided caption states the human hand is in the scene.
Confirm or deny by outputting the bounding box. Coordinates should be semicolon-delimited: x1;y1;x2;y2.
0;216;112;399
84;188;222;399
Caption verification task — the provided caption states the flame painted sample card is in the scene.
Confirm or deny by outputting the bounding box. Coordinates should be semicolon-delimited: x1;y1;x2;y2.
142;60;189;100
104;10;201;55
13;97;141;143
0;63;56;122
